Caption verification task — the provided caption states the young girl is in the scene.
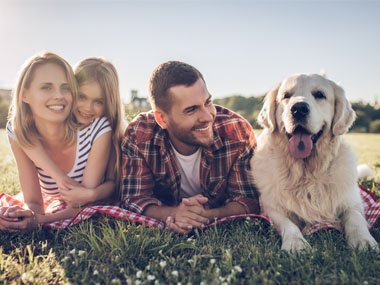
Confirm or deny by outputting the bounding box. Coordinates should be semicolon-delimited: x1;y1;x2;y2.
0;53;124;230
60;57;126;206
20;57;126;208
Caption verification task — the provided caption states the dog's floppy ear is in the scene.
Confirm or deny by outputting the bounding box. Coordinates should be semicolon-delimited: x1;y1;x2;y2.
331;81;356;136
258;82;281;132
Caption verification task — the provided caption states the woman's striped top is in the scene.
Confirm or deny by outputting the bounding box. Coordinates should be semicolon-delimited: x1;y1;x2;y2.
7;117;112;196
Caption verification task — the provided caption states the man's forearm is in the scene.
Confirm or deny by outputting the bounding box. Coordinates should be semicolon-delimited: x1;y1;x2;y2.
143;204;177;221
205;201;247;220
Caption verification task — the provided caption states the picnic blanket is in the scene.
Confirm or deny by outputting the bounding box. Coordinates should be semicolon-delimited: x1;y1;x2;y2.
0;184;379;234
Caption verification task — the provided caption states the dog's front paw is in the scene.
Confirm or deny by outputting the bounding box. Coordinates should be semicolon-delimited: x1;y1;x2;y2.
281;235;311;252
347;232;379;251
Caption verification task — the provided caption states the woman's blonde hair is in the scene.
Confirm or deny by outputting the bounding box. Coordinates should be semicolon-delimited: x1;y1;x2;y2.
74;58;126;196
8;52;78;147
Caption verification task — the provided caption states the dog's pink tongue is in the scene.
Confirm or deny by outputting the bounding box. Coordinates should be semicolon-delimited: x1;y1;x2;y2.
289;132;313;159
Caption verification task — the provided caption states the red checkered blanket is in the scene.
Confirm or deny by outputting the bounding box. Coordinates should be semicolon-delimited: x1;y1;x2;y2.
0;185;379;233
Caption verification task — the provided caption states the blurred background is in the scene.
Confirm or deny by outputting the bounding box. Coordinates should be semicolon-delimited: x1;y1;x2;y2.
1;0;379;131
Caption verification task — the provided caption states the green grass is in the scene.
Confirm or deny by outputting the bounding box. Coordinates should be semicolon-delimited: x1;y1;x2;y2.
344;133;380;167
1;129;379;284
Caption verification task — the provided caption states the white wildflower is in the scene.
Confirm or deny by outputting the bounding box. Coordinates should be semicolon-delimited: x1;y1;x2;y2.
21;272;34;283
135;281;142;285
172;270;179;277
70;249;76;255
78;250;86;257
234;265;242;273
210;258;216;265
159;260;167;268
136;270;143;278
187;237;196;244
61;256;70;262
147;274;155;281
93;270;99;275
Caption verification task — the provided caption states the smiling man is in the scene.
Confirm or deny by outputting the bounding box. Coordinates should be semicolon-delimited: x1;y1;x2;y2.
121;61;259;234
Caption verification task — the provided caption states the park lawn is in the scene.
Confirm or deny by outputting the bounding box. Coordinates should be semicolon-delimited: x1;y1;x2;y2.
0;129;379;284
344;133;380;168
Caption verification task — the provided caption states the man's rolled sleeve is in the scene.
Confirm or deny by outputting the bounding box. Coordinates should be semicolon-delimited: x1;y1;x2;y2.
121;139;161;214
229;196;260;214
226;141;260;214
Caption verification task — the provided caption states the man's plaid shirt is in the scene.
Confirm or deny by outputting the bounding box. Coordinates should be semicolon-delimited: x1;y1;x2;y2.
121;105;260;214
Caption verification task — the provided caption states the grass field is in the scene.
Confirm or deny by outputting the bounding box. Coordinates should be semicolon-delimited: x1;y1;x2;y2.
0;130;379;284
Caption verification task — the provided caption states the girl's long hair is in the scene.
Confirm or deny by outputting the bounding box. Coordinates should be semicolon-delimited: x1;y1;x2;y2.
75;58;127;197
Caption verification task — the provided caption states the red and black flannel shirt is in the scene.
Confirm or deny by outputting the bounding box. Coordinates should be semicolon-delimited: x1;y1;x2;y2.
121;105;260;214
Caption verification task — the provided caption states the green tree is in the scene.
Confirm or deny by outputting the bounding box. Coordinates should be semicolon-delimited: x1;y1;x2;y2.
369;119;380;133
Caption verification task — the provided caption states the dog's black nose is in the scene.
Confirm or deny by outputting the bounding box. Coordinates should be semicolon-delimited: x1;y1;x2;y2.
291;102;310;121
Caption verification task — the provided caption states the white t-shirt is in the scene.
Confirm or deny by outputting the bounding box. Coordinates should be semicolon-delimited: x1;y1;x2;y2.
172;146;202;199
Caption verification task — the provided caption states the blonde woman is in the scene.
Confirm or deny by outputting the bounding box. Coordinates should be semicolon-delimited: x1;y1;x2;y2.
0;53;114;230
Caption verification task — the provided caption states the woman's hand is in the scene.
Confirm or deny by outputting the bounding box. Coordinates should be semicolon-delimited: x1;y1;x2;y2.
0;206;20;222
0;206;38;230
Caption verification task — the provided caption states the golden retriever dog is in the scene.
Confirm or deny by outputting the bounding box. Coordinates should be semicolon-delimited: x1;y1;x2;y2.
251;74;378;251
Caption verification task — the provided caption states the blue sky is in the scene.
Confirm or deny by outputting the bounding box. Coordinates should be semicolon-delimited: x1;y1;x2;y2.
1;0;379;103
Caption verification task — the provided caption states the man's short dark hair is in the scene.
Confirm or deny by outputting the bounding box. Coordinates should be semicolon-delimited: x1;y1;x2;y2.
148;61;205;113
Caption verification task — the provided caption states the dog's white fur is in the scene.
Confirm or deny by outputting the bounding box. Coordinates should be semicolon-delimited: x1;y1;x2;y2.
251;74;378;251
357;164;375;180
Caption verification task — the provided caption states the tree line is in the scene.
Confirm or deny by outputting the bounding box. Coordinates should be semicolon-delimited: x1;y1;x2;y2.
1;89;379;132
214;94;380;133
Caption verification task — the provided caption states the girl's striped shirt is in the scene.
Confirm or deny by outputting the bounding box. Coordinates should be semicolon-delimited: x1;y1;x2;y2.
7;117;112;196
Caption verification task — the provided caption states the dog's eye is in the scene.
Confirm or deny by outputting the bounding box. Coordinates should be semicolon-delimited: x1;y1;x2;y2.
312;90;326;100
283;92;292;99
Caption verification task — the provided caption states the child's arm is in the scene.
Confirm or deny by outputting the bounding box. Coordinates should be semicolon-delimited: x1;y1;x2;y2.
14;117;115;208
60;148;116;207
59;122;115;207
81;131;112;188
59;181;115;207
19;139;73;190
12;137;113;208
